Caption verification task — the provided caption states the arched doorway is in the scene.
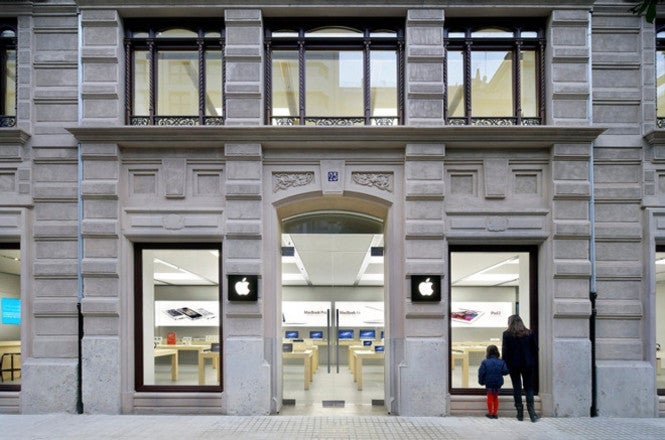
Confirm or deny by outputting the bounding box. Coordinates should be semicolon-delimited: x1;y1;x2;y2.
278;209;388;415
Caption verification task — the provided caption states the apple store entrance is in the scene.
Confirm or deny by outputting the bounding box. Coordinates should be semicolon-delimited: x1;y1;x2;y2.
279;212;386;415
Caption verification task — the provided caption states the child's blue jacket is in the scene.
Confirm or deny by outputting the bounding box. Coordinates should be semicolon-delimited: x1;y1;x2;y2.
478;356;509;389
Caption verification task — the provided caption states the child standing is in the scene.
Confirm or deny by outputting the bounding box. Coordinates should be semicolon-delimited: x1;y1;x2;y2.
478;344;509;419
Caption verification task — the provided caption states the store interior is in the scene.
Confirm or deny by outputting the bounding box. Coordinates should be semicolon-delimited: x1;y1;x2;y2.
0;248;20;386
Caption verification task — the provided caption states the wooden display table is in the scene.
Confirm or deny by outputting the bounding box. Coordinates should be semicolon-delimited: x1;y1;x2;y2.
156;343;211;353
154;348;178;381
0;341;21;382
283;350;314;390
198;351;220;385
451;342;494;388
351;350;384;391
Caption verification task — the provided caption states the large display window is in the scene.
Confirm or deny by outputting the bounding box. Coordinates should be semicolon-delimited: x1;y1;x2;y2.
656;248;665;394
0;243;20;389
134;243;222;391
449;246;538;394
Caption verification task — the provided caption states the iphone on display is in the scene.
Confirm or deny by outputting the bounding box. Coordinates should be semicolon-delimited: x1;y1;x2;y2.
177;307;203;320
197;308;216;319
164;308;186;320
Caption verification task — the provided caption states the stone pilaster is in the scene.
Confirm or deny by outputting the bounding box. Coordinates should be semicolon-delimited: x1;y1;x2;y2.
405;9;445;126
80;10;124;126
399;143;446;416
20;0;80;414
550;142;592;416
548;9;591;126
224;10;263;126
80;143;121;414
591;2;656;417
223;143;270;415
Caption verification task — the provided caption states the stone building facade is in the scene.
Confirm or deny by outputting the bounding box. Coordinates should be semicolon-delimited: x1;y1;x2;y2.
0;0;662;417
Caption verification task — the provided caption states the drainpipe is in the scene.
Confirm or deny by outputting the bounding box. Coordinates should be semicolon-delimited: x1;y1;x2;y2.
76;11;84;415
587;9;598;418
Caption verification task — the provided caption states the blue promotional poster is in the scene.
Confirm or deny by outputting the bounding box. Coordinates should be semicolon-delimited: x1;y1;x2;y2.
1;297;20;325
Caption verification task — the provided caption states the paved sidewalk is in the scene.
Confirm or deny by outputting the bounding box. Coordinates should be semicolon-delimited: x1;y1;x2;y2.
1;414;664;440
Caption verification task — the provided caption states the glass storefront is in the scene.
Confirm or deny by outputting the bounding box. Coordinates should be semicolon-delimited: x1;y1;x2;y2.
656;250;665;392
0;244;20;388
134;244;222;391
449;247;537;393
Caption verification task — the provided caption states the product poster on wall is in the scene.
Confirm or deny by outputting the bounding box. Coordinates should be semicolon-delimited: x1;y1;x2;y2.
282;301;330;326
1;297;20;325
335;301;384;327
155;301;219;327
450;301;513;327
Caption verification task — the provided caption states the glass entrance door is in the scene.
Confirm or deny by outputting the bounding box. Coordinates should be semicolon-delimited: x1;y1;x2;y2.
280;226;385;414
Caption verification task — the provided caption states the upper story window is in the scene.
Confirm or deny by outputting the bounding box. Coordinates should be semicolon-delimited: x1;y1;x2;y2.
265;19;404;126
445;20;545;126
125;20;224;126
657;23;665;128
0;22;16;128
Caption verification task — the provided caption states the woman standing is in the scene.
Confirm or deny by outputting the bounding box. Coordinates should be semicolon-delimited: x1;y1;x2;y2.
502;314;539;422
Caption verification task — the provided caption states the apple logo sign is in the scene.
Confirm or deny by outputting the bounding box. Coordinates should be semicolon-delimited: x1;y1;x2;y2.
235;277;250;296
229;275;258;301
418;278;433;296
411;275;440;302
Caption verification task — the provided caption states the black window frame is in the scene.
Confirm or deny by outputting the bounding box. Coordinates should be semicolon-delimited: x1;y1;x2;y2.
0;21;17;128
656;20;665;129
445;19;546;126
124;19;226;126
0;242;20;392
656;244;665;396
264;18;405;126
448;244;539;396
134;242;223;393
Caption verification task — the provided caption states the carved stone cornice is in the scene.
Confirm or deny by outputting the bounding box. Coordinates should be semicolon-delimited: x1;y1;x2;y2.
67;126;605;150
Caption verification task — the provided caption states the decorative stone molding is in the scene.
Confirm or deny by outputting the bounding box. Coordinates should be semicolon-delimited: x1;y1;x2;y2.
272;172;314;192
163;214;185;230
352;172;393;192
486;216;509;232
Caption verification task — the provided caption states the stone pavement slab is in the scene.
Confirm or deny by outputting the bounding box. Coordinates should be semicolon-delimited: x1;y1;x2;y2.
1;414;664;440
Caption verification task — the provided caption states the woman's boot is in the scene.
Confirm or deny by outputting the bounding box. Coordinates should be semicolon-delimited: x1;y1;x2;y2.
526;403;538;422
515;403;524;421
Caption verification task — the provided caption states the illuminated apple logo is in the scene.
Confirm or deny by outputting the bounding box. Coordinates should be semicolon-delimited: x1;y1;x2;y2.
418;278;434;296
235;277;250;296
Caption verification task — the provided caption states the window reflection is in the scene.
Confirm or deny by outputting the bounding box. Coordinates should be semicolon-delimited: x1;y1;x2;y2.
125;21;224;125
4;49;15;117
157;51;199;116
306;50;363;118
658;52;665;119
1;23;16;126
471;51;513;117
520;51;537;117
272;51;300;118
267;22;403;125
447;51;464;118
445;20;543;125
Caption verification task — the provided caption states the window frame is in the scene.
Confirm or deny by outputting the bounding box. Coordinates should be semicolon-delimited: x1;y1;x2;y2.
264;18;405;126
448;244;539;396
656;244;665;396
445;19;546;126
656;21;665;129
133;242;223;393
0;21;17;128
124;19;226;126
0;242;20;391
